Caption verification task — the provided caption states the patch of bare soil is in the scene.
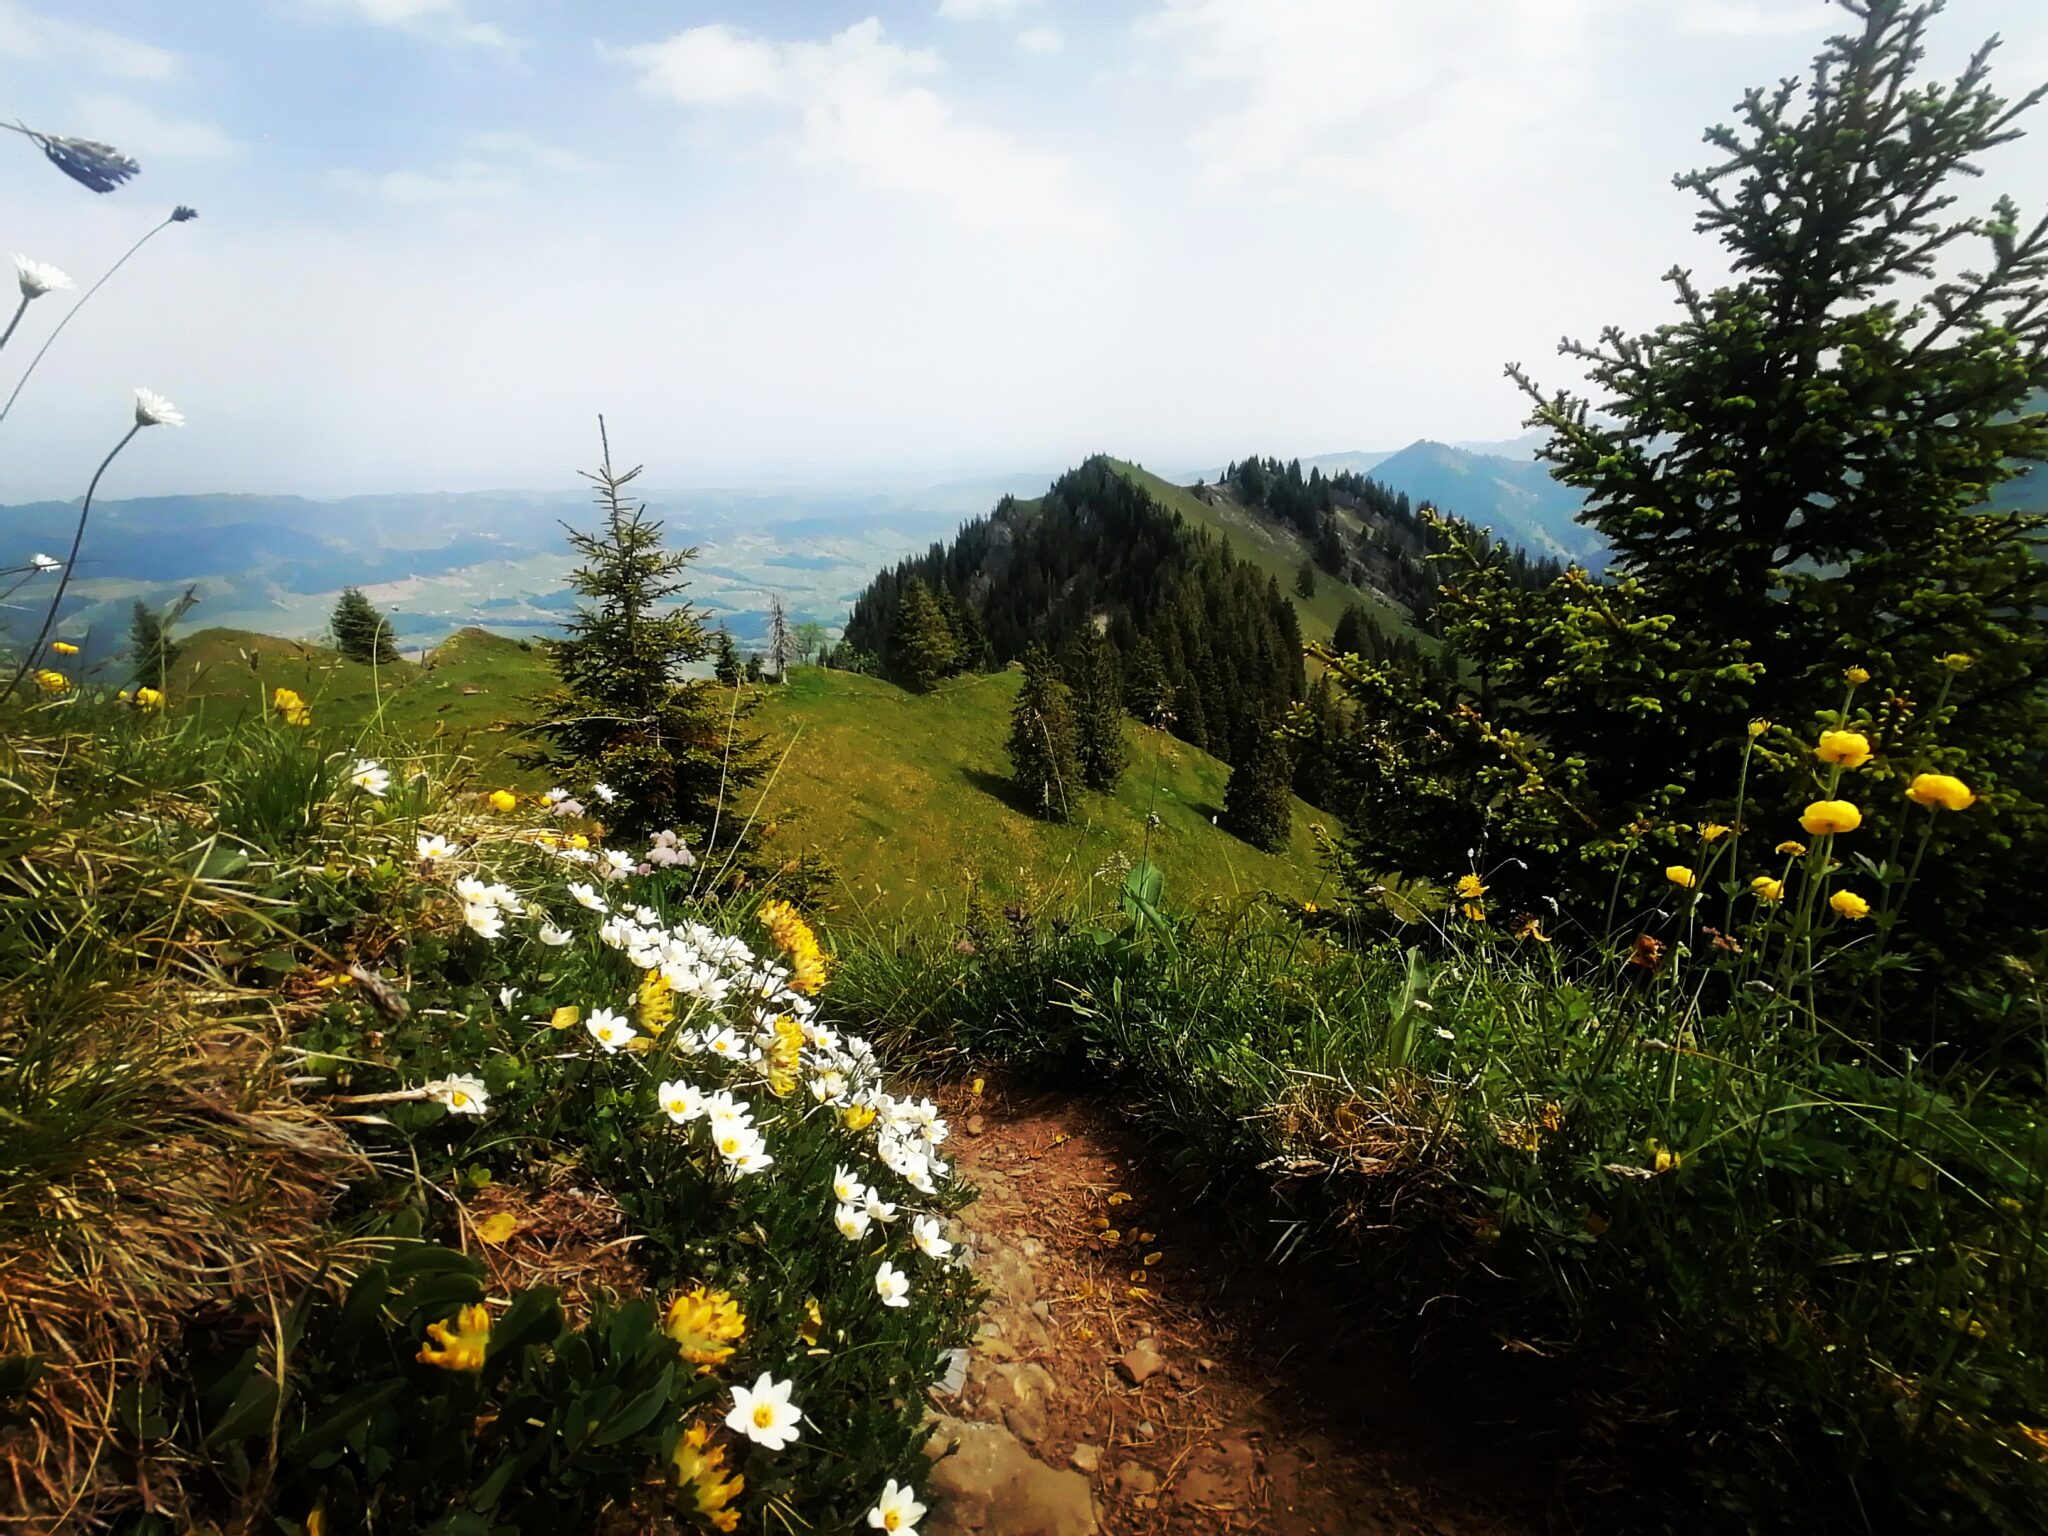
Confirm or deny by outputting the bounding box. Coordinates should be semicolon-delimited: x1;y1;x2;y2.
926;1079;1542;1536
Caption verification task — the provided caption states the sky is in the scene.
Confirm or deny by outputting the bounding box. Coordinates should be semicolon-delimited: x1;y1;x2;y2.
1;0;2045;499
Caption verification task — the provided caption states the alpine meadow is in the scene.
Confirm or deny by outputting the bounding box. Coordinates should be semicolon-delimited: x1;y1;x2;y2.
4;3;2048;1535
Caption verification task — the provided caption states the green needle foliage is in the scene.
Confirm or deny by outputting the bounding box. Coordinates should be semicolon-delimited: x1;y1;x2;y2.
1006;645;1081;821
127;587;195;689
890;576;959;693
329;586;398;665
1222;717;1291;851
1065;625;1128;792
521;424;762;840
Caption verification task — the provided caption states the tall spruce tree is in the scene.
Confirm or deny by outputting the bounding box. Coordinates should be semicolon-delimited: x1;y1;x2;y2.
1006;646;1082;821
713;628;741;686
520;424;760;840
128;587;195;689
766;594;796;681
1330;0;2048;991
1066;625;1128;792
1223;718;1292;851
892;576;958;691
1294;559;1316;599
330;586;398;664
1122;633;1175;726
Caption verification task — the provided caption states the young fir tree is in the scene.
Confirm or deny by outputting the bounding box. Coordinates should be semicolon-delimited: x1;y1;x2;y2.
1006;646;1083;821
330;586;398;664
520;424;760;841
892;575;958;691
1223;718;1292;851
713;628;741;686
1066;624;1129;792
1330;0;2048;981
766;594;796;681
1294;559;1316;600
128;587;195;689
1122;633;1175;727
743;652;764;684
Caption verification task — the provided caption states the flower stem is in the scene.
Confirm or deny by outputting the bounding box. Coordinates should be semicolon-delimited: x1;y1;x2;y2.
2;422;140;702
0;213;178;434
0;294;27;354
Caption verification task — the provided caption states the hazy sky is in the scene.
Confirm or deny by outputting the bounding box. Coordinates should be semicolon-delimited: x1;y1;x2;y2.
3;0;2045;498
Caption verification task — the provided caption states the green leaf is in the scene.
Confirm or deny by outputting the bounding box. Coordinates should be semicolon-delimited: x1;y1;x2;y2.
594;1365;675;1446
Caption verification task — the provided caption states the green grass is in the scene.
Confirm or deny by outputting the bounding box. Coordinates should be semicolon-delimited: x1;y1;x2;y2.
749;664;1336;915
169;630;1337;917
1105;459;1416;645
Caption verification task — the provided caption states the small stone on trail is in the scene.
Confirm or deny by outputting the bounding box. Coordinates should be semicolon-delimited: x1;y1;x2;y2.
1116;1338;1165;1385
966;1113;986;1136
1030;1300;1052;1322
1114;1461;1159;1497
1135;1420;1156;1441
1070;1443;1102;1474
925;1414;1098;1536
1197;1357;1215;1373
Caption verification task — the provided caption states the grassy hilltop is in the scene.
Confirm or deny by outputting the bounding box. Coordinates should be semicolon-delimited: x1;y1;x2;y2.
164;625;1336;915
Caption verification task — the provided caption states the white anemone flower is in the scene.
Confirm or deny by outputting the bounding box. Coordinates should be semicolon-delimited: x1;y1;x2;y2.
463;903;504;940
834;1202;872;1242
704;1027;744;1061
134;388;184;427
568;881;607;912
728;1143;774;1176
863;1187;899;1225
600;847;635;881
416;833;458;862
874;1260;912;1309
348;759;390;797
831;1164;866;1205
725;1373;803;1451
867;1480;928;1535
912;1215;954;1262
592;781;617;804
497;986;520;1008
657;1079;706;1124
585;1008;637;1053
536;921;573;947
13;254;73;298
454;876;491;905
423;1075;489;1115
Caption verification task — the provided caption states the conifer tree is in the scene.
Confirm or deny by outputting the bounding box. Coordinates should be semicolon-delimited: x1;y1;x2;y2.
1066;625;1128;791
1294;559;1316;599
1122;633;1175;727
892;575;958;691
713;628;741;686
1006;646;1082;821
1223;718;1292;851
766;594;795;681
330;586;397;664
520;423;760;840
128;587;195;689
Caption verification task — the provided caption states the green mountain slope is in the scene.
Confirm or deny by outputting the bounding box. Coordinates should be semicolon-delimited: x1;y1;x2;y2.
1366;439;1601;566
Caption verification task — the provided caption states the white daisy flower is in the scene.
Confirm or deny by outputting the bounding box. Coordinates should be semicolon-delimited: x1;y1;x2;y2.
657;1079;706;1124
542;786;569;805
423;1074;489;1115
348;759;390;797
725;1373;803;1451
134;387;185;427
568;881;607;912
13;254;73;298
912;1215;954;1262
592;781;617;803
536;921;573;947
585;1008;637;1053
867;1479;927;1535
875;1260;911;1309
416;833;458;862
600;848;635;881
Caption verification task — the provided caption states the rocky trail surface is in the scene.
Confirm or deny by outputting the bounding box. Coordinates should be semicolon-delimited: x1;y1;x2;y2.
920;1082;1538;1536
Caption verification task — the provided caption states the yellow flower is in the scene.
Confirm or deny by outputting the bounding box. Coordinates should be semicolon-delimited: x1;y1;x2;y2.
1512;914;1551;944
1461;901;1487;923
1800;800;1862;836
665;1286;746;1372
1750;876;1784;904
1664;865;1698;890
133;686;164;712
758;899;828;995
418;1302;491;1372
33;669;69;695
637;969;675;1033
1843;666;1870;686
487;789;518;813
50;640;78;656
474;1212;519;1245
765;1014;804;1097
568;833;590;851
1905;773;1974;812
1649;1140;1683;1174
546;1005;581;1031
1747;719;1770;739
1830;889;1871;920
1938;652;1976;673
1698;823;1730;843
797;1297;824;1348
839;1102;877;1133
1454;873;1487;900
271;685;312;727
1815;730;1872;769
672;1421;744;1533
1775;840;1807;857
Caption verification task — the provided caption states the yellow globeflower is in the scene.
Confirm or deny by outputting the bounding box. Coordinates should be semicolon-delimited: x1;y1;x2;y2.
133;686;164;712
1747;719;1770;739
33;669;69;694
1751;875;1784;904
1800;800;1862;836
1462;901;1488;923
487;788;518;813
1698;823;1730;843
840;1102;877;1132
665;1286;746;1372
1775;839;1807;857
1843;666;1871;686
1905;773;1974;812
1815;730;1872;769
418;1302;491;1372
1830;889;1871;921
1454;873;1487;900
50;640;78;656
1664;865;1698;889
1937;652;1975;673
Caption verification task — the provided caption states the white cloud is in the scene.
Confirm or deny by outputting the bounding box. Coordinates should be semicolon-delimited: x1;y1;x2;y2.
328;161;515;203
0;2;178;80
1676;2;1835;36
304;0;517;51
1017;27;1064;54
614;18;1099;233
74;93;240;160
938;0;1037;17
463;130;590;173
1134;0;1611;196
